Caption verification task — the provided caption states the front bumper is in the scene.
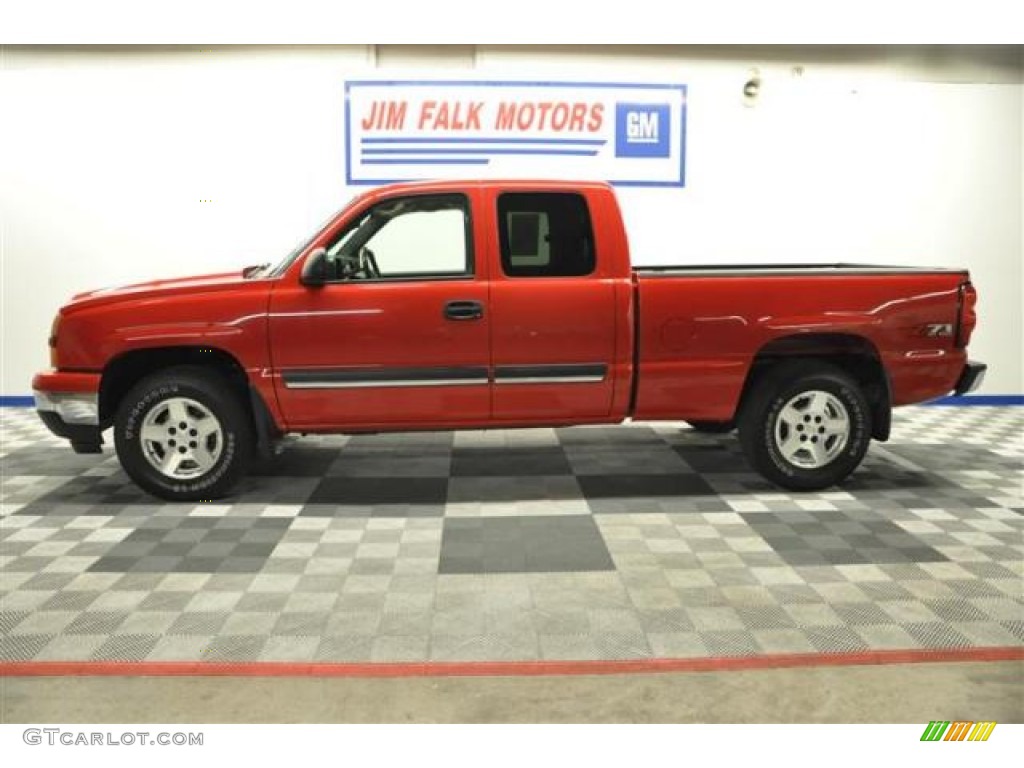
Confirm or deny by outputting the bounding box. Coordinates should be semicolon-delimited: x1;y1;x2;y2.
33;389;99;425
32;370;103;453
953;360;987;396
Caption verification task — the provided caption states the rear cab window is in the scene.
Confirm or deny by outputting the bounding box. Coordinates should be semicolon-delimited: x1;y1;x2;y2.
497;192;596;278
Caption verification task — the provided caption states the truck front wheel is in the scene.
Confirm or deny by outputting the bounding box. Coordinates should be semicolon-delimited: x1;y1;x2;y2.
738;362;871;491
114;367;252;501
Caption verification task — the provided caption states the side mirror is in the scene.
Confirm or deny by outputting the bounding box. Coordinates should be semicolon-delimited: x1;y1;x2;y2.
300;248;328;287
242;264;266;278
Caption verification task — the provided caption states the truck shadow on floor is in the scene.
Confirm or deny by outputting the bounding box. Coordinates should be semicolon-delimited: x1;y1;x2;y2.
3;437;996;516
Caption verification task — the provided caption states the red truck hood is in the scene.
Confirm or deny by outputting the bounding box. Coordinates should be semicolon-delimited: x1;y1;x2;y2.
67;271;253;308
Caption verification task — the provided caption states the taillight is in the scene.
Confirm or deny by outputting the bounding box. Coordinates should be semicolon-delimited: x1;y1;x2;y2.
48;314;60;367
955;281;977;348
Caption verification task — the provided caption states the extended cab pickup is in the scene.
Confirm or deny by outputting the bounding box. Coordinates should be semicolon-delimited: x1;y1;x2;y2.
33;180;986;500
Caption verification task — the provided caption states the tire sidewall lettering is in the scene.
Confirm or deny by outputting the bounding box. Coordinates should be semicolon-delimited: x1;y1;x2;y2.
123;384;180;441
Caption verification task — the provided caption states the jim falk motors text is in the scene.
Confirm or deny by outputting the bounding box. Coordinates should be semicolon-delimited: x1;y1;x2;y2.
361;99;606;133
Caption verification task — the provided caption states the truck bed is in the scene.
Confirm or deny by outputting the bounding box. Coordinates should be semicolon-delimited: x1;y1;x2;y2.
630;265;972;422
634;263;968;277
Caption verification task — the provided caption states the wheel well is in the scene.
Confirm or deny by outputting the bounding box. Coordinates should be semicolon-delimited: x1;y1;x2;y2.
739;333;891;441
99;347;251;427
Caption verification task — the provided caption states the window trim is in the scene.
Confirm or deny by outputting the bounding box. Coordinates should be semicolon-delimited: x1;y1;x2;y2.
319;192;475;285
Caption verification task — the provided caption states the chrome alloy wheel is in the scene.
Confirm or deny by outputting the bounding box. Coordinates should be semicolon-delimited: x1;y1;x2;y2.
139;397;223;479
773;389;850;469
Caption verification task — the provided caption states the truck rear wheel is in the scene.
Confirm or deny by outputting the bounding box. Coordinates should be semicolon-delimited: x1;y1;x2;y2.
114;366;252;501
738;361;871;491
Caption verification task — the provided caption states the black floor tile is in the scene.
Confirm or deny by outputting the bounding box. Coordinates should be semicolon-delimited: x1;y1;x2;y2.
345;432;454;450
578;473;716;500
306;477;449;505
555;426;665;446
451;446;572;476
250;447;340;477
673;445;750;473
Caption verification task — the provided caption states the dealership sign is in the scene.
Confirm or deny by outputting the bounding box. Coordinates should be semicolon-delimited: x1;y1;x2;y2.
344;80;687;187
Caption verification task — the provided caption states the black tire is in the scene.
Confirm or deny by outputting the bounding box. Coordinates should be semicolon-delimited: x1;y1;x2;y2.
738;361;871;491
114;366;253;501
686;420;736;434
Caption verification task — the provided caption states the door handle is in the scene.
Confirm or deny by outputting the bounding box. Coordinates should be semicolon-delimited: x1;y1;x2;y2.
444;300;484;321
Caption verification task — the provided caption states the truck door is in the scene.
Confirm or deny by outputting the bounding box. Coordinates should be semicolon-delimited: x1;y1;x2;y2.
268;191;491;429
487;191;618;421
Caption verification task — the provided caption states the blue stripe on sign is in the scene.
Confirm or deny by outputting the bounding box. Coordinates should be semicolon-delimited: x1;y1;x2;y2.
361;137;607;146
362;148;599;157
361;158;490;165
926;394;1024;406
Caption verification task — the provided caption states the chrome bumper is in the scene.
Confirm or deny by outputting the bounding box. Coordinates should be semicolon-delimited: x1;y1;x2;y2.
33;390;99;425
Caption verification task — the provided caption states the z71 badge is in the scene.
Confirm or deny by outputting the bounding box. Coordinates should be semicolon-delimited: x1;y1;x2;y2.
922;323;953;337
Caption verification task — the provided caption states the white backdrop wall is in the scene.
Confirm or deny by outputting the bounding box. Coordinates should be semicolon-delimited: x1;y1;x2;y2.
1;46;1021;396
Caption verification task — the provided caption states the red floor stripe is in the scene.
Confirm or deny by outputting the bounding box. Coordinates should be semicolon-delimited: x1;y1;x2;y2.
2;646;1021;678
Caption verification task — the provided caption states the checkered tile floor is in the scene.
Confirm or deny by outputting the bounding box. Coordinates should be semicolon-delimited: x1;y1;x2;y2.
1;406;1021;663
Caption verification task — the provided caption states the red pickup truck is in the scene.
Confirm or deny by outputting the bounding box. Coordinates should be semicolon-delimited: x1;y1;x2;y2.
33;179;985;500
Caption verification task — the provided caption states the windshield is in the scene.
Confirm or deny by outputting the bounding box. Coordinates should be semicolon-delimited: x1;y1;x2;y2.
263;194;365;278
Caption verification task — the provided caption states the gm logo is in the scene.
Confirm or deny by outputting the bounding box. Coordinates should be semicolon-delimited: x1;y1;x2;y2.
615;103;671;158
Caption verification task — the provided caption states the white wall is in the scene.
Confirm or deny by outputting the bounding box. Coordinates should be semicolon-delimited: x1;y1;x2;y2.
2;46;1021;395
